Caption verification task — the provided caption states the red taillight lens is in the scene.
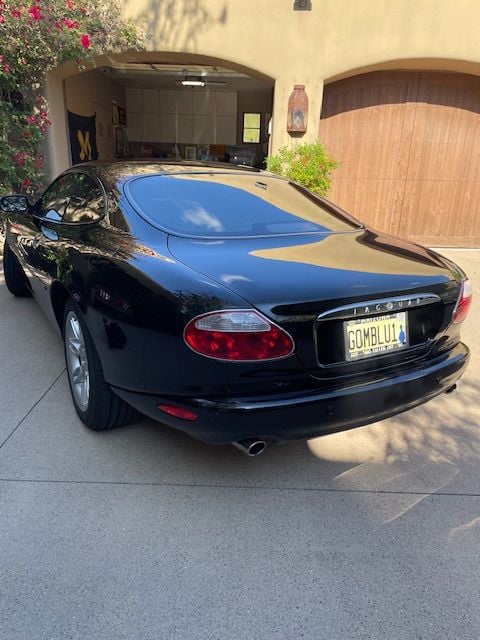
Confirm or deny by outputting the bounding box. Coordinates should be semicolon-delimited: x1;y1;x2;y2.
158;404;198;421
184;310;294;361
453;279;473;324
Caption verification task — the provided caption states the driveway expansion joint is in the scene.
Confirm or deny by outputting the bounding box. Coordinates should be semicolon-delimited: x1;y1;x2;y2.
0;477;479;498
0;368;66;450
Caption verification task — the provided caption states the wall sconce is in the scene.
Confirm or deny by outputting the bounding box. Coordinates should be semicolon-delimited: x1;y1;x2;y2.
293;0;312;10
287;85;308;133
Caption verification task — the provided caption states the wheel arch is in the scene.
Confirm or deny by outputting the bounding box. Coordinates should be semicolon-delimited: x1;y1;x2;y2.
50;281;71;335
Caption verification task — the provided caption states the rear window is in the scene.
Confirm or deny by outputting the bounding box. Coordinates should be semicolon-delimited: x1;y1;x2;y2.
124;173;361;238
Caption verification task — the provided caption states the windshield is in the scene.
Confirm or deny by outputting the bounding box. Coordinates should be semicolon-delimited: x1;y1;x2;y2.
124;173;361;238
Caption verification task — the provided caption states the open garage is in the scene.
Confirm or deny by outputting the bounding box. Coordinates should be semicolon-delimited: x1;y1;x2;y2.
63;61;273;169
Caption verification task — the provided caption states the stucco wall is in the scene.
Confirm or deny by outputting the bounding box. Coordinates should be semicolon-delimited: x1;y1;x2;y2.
47;0;480;175
121;0;480;151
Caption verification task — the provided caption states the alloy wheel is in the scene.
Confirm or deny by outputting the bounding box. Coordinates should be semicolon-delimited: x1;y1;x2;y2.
65;310;90;412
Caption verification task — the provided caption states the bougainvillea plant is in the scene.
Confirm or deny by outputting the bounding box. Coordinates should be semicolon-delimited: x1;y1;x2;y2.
0;0;144;196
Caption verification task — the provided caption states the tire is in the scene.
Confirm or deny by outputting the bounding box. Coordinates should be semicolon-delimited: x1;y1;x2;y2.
3;241;32;297
63;299;137;430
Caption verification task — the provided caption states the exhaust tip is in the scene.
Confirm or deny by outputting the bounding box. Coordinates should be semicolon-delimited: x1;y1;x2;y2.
233;439;267;457
445;383;457;394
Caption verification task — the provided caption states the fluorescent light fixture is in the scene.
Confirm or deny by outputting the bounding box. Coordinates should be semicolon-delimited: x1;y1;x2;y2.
181;76;205;87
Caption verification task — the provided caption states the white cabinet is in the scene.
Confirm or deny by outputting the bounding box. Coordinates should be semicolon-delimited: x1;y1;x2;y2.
126;88;238;145
177;114;194;143
214;92;237;116
144;113;161;142
142;89;159;113
126;87;142;112
158;90;176;114
193;115;214;143
193;91;211;115
176;90;193;115
160;114;176;143
127;111;144;141
215;115;237;144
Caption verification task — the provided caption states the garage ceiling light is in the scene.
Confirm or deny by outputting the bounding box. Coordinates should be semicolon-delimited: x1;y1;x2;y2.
181;75;205;87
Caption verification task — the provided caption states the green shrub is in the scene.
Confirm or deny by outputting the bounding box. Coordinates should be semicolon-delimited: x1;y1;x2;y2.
266;142;338;196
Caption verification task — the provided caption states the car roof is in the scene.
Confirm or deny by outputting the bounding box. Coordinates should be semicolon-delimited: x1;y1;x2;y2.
67;160;262;191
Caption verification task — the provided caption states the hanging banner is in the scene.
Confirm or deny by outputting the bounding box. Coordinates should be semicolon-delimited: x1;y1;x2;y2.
68;111;99;164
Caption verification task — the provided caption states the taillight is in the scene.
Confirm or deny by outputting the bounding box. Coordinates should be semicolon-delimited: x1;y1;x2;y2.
184;310;294;361
452;279;473;324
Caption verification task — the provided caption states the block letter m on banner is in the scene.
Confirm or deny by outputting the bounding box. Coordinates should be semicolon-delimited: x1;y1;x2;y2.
77;130;92;161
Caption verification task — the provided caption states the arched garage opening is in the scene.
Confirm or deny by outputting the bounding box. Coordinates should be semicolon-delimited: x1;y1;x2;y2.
48;53;274;176
320;70;480;247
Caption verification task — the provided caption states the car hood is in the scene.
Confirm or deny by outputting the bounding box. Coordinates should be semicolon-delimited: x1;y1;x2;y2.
167;229;460;315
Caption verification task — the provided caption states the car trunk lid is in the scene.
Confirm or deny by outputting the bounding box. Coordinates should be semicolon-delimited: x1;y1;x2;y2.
168;229;462;376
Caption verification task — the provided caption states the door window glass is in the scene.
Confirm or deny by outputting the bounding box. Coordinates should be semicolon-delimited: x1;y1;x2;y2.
40;176;72;221
39;173;105;223
63;174;105;223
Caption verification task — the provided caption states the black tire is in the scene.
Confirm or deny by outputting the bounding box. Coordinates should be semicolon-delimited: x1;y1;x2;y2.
63;299;137;430
3;241;32;297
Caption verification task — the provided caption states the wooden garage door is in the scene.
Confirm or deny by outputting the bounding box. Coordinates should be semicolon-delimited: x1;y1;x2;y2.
319;71;480;247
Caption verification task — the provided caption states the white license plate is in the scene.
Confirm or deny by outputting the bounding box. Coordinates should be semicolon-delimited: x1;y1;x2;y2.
344;312;408;362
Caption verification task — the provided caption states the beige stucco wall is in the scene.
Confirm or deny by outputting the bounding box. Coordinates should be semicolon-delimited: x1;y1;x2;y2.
47;0;480;175
121;0;480;149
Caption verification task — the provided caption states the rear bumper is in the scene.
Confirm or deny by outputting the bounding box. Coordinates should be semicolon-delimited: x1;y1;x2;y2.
113;343;469;444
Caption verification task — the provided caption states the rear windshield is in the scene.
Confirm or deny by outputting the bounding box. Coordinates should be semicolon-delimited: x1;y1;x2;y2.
124;173;361;238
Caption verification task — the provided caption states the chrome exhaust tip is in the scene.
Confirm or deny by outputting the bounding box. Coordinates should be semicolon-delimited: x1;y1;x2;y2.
445;383;457;394
233;439;267;457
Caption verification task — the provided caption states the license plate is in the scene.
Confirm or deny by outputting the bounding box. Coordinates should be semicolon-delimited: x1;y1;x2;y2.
344;312;408;362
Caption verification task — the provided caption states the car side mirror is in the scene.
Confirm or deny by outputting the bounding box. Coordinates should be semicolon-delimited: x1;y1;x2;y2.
0;195;30;213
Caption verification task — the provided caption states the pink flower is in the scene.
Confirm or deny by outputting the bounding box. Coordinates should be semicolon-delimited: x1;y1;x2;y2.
34;156;44;170
28;5;43;20
26;114;36;124
11;8;21;17
0;15;5;23
3;63;11;73
13;153;26;167
80;33;90;49
22;178;32;189
66;0;75;8
62;17;79;28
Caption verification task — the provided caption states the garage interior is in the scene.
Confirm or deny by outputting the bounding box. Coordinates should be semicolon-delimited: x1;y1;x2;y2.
64;62;274;169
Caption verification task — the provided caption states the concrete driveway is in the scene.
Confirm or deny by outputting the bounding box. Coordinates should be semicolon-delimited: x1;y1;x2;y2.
0;248;479;640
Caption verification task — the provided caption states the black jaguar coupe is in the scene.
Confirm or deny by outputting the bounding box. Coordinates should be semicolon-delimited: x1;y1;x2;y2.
1;161;471;455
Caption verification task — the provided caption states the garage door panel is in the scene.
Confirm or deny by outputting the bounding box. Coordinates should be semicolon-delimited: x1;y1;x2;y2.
330;139;405;180
330;178;398;229
399;180;476;238
423;107;456;144
321;71;480;246
406;142;450;181
447;108;475;145
398;103;418;141
445;144;479;182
